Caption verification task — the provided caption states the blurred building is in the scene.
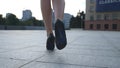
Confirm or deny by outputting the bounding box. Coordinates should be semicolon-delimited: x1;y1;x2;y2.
22;10;32;21
85;0;120;31
63;13;72;29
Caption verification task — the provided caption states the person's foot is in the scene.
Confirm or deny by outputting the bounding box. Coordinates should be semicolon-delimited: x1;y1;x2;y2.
46;33;55;51
55;19;67;50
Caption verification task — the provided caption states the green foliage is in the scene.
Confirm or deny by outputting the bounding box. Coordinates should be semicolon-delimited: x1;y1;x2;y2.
0;15;5;25
0;14;44;26
20;19;34;26
70;16;81;28
0;13;44;26
70;11;85;28
19;17;44;26
5;14;20;25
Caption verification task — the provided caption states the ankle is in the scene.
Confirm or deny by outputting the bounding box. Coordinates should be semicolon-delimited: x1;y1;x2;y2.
56;19;63;22
47;32;53;37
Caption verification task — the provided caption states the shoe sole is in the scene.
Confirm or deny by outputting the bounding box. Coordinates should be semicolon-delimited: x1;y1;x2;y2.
55;19;67;50
46;34;55;51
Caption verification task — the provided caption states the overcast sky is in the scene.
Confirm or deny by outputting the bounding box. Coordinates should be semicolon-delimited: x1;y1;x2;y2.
0;0;86;20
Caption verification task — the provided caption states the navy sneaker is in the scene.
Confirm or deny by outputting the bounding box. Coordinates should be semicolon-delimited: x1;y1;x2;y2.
46;33;55;51
55;19;67;50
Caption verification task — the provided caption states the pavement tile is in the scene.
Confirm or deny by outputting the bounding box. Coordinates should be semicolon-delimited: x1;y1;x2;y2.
0;30;120;68
36;53;120;68
54;48;120;57
0;58;29;68
21;62;105;68
0;50;45;60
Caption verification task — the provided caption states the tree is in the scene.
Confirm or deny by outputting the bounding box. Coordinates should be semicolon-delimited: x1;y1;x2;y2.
70;11;85;28
32;17;44;26
70;15;81;28
5;13;20;25
0;15;5;25
76;15;81;28
80;11;85;28
20;18;34;26
20;17;44;26
70;16;75;28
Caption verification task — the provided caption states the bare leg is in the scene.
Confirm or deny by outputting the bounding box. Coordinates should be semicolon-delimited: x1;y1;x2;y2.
52;0;67;50
41;0;53;36
52;0;65;21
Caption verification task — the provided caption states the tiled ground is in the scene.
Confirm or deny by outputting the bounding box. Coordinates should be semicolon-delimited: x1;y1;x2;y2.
0;29;120;68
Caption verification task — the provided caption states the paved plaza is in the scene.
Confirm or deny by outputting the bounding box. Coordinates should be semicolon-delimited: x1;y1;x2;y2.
0;29;120;68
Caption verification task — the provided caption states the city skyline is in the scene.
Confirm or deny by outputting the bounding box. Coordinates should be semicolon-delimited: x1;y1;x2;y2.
0;0;86;20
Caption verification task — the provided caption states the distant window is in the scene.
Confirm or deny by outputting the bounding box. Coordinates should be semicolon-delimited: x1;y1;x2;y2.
104;24;109;29
97;15;102;20
90;6;94;12
104;14;109;20
112;14;118;20
90;15;94;21
96;24;101;29
112;24;117;29
90;0;94;3
90;24;93;29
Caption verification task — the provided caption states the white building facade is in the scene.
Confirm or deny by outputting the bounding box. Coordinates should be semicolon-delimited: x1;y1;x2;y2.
22;10;32;21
